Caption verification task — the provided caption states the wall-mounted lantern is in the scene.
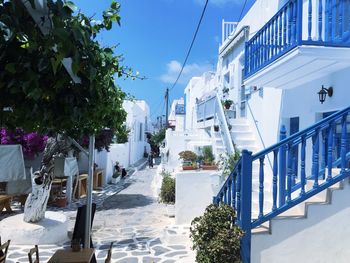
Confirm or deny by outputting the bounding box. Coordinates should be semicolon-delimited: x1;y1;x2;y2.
318;85;333;104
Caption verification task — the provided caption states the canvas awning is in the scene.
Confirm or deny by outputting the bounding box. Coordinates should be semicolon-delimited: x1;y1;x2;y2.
0;145;26;182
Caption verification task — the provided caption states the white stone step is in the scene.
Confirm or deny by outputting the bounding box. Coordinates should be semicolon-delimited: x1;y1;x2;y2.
162;225;191;245
231;118;249;125
231;123;251;131
235;138;256;146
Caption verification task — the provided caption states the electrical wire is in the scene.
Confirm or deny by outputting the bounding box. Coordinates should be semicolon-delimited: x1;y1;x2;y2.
169;0;209;92
150;97;165;118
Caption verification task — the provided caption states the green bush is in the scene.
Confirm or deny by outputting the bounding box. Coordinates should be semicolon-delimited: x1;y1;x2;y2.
178;150;197;163
190;204;244;263
219;149;241;176
202;146;215;164
160;174;175;204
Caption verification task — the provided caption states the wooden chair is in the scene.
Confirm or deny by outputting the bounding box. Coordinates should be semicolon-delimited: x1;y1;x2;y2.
104;242;114;263
0;239;10;263
28;245;39;263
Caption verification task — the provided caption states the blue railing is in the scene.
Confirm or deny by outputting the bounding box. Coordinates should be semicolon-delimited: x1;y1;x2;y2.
214;106;350;262
245;0;350;78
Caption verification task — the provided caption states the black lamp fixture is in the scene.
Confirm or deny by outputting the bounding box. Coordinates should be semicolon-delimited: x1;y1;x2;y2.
318;85;333;104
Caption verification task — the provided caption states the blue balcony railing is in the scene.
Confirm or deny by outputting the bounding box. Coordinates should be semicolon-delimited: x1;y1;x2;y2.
244;0;350;79
214;106;350;262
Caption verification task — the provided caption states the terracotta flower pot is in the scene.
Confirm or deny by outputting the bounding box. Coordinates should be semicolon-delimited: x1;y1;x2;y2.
182;165;197;170
55;196;67;207
202;164;218;170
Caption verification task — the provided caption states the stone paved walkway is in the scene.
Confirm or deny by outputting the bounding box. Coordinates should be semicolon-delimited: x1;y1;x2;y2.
4;164;196;263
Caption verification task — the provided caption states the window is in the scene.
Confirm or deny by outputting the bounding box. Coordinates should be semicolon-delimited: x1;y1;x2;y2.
139;123;143;141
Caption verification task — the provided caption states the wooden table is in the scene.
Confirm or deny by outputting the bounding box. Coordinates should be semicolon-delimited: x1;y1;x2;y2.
48;248;94;263
0;195;12;214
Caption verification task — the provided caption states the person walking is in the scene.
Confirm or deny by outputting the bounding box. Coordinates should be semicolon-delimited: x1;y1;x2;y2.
148;152;153;168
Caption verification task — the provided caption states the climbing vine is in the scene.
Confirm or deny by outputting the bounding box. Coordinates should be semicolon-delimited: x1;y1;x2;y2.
0;0;130;139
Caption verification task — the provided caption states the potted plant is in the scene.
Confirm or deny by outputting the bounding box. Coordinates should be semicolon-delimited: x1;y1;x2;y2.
201;146;217;170
190;204;243;263
213;125;219;132
179;150;197;170
222;87;229;94
222;99;233;110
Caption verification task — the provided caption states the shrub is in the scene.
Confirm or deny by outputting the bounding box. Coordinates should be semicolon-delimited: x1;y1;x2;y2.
190;204;244;263
178;150;197;163
202;146;215;164
160;174;175;204
219;149;241;176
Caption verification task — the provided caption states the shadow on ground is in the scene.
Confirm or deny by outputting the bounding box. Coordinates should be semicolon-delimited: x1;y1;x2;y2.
102;194;154;210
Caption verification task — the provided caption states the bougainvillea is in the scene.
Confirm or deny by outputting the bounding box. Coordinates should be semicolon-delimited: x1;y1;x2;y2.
0;128;48;159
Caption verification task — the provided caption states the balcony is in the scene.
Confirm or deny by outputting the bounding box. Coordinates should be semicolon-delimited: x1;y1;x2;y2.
244;0;350;89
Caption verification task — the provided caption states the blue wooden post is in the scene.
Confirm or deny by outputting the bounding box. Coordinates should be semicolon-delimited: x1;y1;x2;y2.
240;150;253;263
237;164;242;221
279;13;282;52
341;115;347;172
325;0;329;42
287;143;293;202
263;29;267;62
327;122;334;181
283;8;287;47
288;3;292;45
228;180;232;206
339;0;343;40
321;130;326;179
224;185;227;204
312;129;320;188
300;136;306;195
279;125;287;206
245;42;248;77
292;0;297;43
331;0;336;41
232;172;237;210
259;156;265;218
296;0;303;44
269;22;272;57
318;0;323;41
272;149;278;211
274;18;278;55
308;0;312;40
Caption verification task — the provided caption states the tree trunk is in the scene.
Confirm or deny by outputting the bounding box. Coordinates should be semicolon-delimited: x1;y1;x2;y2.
23;135;72;223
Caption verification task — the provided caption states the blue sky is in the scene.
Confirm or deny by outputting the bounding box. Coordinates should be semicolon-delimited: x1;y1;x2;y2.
73;0;255;121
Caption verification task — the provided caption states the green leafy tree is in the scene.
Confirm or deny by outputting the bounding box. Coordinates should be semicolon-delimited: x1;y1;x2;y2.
190;204;244;263
0;0;129;139
0;0;135;222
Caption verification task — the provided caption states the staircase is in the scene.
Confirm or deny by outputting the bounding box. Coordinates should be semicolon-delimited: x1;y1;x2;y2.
196;94;235;156
214;106;350;262
230;118;258;153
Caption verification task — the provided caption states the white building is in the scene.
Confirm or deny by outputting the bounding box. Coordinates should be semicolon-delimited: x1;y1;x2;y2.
165;0;350;262
92;100;151;183
168;97;186;131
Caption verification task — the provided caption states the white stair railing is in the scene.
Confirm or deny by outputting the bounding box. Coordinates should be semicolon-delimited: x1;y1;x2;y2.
214;94;234;155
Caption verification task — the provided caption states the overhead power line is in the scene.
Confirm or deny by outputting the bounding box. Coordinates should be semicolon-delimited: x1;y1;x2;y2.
169;0;209;92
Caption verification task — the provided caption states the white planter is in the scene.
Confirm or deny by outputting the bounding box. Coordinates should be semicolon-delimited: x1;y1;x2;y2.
111;176;121;185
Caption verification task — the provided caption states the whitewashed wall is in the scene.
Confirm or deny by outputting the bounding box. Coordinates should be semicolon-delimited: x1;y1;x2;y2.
78;100;150;183
175;171;222;225
164;129;211;171
252;179;350;263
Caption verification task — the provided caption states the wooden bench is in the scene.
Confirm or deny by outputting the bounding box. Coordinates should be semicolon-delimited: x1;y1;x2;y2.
0;195;12;213
93;169;104;190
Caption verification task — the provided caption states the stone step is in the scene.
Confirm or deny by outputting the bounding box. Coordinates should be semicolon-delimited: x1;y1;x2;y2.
162;225;191;245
